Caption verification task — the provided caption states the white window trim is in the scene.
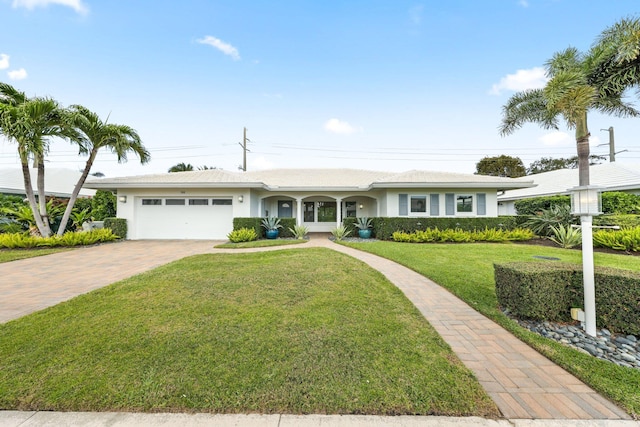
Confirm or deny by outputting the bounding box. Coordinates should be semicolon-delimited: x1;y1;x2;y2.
455;193;475;215
409;194;428;216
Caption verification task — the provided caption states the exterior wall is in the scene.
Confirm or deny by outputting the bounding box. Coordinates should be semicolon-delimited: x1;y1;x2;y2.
116;188;244;240
498;200;517;216
385;189;499;217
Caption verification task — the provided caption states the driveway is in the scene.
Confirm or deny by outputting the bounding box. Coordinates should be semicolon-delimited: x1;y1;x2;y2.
0;240;219;323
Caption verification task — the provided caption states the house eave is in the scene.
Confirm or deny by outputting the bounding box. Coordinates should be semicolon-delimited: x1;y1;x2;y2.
83;182;266;191
372;181;535;190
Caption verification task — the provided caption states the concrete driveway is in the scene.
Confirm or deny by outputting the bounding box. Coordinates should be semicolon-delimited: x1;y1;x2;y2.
0;240;219;323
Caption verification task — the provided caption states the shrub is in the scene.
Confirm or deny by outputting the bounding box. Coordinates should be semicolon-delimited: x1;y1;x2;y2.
227;227;258;243
278;218;296;238
549;224;582;249
104;218;127;239
289;225;309;239
593;227;640;252
601;192;640;214
91;190;116;221
521;205;577;237
494;262;640;336
0;229;117;249
594;214;640;229
331;226;351;241
372;217;518;240
392;227;533;244
233;217;262;237
514;195;571;216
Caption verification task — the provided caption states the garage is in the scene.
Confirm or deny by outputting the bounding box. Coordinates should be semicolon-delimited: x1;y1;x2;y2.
135;197;233;239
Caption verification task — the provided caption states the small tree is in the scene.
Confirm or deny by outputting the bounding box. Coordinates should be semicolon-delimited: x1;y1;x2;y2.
526;155;606;175
91;190;116;221
475;155;526;177
168;162;194;172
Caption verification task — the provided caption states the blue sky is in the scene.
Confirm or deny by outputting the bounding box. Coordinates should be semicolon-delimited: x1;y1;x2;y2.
1;0;640;177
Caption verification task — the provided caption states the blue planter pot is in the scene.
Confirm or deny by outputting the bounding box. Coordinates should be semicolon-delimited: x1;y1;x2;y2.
358;229;372;239
265;229;279;239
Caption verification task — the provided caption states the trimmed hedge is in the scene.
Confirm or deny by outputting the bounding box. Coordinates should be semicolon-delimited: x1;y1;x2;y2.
594;214;640;229
233;217;296;238
494;262;640;336
369;217;518;241
104;217;127;239
515;192;640;216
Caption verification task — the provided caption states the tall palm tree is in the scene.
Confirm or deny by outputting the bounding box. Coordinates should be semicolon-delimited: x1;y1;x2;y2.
500;18;640;186
0;83;78;237
56;105;150;235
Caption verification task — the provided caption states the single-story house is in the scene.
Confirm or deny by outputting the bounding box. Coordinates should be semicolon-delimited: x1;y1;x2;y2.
0;167;96;199
84;168;534;240
497;162;640;215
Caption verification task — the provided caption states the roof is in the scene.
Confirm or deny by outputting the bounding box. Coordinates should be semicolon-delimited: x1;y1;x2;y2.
84;168;534;192
498;162;640;201
0;168;96;198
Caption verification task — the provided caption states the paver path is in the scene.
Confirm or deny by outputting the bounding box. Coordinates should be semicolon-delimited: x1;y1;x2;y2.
0;236;634;421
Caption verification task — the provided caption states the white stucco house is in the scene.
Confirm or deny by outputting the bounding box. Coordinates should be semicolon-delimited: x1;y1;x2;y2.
84;168;534;240
498;162;640;215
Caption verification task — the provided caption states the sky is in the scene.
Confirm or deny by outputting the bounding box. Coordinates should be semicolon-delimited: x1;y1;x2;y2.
1;0;640;178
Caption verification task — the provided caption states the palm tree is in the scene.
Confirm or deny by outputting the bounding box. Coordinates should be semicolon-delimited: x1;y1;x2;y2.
0;82;78;237
500;18;640;187
168;162;194;172
56;105;150;235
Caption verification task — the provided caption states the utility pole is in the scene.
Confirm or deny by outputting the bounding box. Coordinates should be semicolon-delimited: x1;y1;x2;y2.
604;126;615;162
239;127;249;172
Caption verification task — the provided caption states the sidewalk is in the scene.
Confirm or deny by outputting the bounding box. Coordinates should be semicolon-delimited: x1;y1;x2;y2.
1;236;638;425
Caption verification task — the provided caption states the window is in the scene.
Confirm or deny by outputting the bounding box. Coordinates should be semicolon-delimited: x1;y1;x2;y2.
212;199;232;205
456;194;473;213
165;199;185;206
189;199;208;206
142;199;162;205
344;201;357;218
410;196;427;213
304;202;315;222
317;201;336;222
430;194;440;216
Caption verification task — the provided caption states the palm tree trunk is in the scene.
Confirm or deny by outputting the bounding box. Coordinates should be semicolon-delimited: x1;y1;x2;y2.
576;114;590;187
19;155;47;236
35;155;52;237
57;150;98;236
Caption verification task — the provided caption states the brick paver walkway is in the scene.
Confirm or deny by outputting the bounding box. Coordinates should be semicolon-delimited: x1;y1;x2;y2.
0;236;633;421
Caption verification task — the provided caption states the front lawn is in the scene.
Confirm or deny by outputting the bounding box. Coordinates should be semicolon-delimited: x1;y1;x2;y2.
342;241;640;418
215;239;308;249
0;248;498;416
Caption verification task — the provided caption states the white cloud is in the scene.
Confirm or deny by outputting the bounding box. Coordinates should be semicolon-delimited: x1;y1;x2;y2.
324;118;359;135
12;0;89;15
539;131;571;146
490;67;548;95
197;36;241;61
0;54;9;70
8;68;28;80
519;0;529;7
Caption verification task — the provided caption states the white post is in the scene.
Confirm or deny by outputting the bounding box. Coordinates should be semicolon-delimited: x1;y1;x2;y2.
581;215;597;337
336;198;342;230
296;198;303;226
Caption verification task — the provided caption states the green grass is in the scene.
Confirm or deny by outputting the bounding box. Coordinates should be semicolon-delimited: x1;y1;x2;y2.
215;239;308;249
0;247;71;263
342;240;640;418
0;248;498;416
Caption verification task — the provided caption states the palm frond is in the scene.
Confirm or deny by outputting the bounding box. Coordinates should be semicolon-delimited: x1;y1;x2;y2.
499;89;559;136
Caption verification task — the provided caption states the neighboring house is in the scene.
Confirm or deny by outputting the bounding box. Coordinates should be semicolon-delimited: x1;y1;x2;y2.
498;162;640;215
84;168;533;240
0;167;96;199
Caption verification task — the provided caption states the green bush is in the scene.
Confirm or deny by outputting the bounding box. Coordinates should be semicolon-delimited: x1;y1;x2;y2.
514;195;571;216
601;192;640;214
372;217;518;240
278;218;296;238
494;262;640;336
233;217;262;237
227;227;258;243
521;205;577;237
549;224;582;249
0;229;118;249
594;214;640;229
104;218;127;239
593;227;640;252
392;227;533;243
91;190;116;221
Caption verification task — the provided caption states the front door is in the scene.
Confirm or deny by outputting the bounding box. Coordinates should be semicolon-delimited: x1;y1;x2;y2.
278;200;293;218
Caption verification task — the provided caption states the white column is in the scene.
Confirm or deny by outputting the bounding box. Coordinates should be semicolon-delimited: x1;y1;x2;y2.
336;198;343;229
296;198;303;226
581;215;597;337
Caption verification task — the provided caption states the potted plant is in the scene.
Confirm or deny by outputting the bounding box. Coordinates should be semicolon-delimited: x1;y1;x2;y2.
354;217;373;239
261;217;282;239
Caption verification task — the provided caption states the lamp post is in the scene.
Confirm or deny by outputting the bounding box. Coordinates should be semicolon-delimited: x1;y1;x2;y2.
569;185;602;337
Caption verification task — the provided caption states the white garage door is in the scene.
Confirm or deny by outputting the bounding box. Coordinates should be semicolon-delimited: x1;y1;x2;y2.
135;197;233;239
